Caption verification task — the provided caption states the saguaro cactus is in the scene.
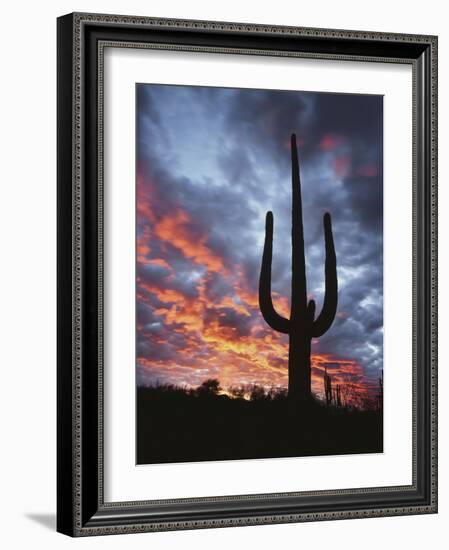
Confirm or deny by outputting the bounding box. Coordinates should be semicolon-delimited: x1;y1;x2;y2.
259;134;338;403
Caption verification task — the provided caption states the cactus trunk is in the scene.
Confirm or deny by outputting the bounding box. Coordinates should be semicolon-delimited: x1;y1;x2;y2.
259;134;338;404
288;331;311;399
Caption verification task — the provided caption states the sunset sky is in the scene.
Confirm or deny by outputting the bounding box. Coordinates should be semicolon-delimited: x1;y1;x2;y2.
136;83;383;405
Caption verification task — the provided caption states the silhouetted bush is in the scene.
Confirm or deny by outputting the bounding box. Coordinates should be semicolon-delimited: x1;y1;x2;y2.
196;378;221;397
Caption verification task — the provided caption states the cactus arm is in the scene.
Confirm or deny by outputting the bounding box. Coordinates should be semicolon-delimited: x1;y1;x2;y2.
312;212;338;337
259;211;290;334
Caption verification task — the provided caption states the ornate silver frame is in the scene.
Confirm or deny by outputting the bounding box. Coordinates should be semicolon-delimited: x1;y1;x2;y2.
57;12;437;536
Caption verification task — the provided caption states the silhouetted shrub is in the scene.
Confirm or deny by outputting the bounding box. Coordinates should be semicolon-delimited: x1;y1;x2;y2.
196;378;221;397
249;384;266;401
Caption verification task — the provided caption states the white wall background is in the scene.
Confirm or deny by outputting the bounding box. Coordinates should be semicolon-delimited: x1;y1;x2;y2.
0;1;445;548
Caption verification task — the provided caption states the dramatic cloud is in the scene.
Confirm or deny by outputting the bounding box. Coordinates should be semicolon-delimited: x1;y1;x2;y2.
135;83;383;406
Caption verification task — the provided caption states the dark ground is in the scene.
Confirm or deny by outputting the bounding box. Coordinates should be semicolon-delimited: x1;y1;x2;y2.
136;384;383;464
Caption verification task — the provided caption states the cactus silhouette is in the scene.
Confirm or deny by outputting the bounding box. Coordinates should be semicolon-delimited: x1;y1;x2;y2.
336;384;342;407
324;367;333;406
259;133;338;403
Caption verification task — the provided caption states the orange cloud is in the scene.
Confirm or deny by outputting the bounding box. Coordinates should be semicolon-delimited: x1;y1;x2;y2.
154;209;225;274
320;134;343;151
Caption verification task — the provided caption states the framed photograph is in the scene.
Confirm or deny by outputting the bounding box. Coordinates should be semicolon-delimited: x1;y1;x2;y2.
57;12;437;536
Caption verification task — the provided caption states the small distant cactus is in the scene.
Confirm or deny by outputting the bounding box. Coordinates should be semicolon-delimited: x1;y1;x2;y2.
324;367;333;406
259;134;338;404
336;384;342;407
377;371;383;410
